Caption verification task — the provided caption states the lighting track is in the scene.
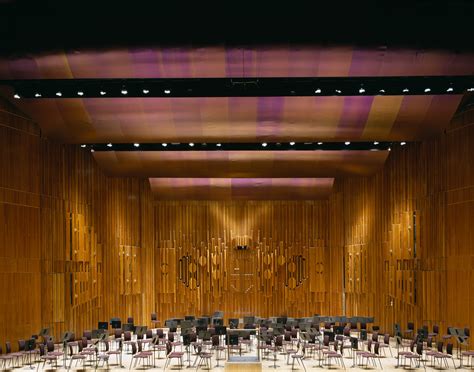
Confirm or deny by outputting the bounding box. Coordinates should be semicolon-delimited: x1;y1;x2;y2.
3;76;474;98
83;142;395;152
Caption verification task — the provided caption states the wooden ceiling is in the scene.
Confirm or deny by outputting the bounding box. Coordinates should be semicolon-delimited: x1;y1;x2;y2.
1;46;472;199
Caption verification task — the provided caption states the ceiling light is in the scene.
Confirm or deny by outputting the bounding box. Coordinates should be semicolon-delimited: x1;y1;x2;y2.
345;141;350;145
424;88;431;93
373;141;379;145
261;142;268;147
446;87;454;92
80;144;86;148
216;143;222;147
35;93;42;98
317;142;323;145
142;89;150;94
164;89;171;94
468;88;474;92
90;149;95;153
403;88;409;93
388;147;391;151
315;89;321;94
107;143;112;147
56;92;62;97
133;143;140;148
289;142;295;146
400;141;406;146
13;93;20;99
121;89;128;95
359;87;366;93
100;90;106;96
335;89;342;94
162;143;167;147
189;142;194;147
77;91;84;96
379;89;385;93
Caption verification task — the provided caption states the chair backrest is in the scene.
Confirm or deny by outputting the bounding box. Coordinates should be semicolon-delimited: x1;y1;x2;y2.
437;341;443;352
127;317;134;324
409;340;415;352
39;343;45;357
372;332;378;342
465;328;470;337
114;329;122;339
151;313;157;321
416;342;423;356
46;340;54;353
157;329;164;338
384;334;390;345
124;331;131;341
212;335;219;347
81;337;88;348
131;342;137;355
137;340;143;352
343;327;350;337
323;335;329;346
408;322;414;331
168;332;174;342
333;340;338;352
104;340;109;352
291;329;298;338
78;340;84;352
83;330;92;340
360;323;367;330
166;342;172;356
447;343;453;355
0;345;2;354
374;342;380;355
433;324;439;334
275;335;283;347
146;329;152;339
427;336;433;348
367;339;372;352
18;339;25;351
5;342;11;354
284;331;291;341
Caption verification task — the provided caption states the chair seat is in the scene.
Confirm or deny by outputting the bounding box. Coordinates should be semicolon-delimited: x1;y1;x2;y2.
169;352;184;357
71;354;87;359
462;351;474;356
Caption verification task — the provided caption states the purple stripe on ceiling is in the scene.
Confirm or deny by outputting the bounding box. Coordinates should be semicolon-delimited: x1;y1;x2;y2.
347;48;383;76
8;57;42;79
129;48;162;77
160;48;193;78
256;97;285;139
336;96;374;138
225;48;244;77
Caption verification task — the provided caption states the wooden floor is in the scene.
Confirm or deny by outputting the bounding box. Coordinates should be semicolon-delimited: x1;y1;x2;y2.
12;334;467;372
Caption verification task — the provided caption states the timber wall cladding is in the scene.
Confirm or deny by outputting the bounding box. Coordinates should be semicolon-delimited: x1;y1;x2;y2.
0;98;155;350
330;107;474;342
154;201;329;321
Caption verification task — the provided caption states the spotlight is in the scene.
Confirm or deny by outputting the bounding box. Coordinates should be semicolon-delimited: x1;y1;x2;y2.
13;93;20;99
400;141;406;146
216;143;222;147
373;141;379;145
133;143;140;148
80;144;86;148
35;93;42;98
335;89;342;94
164;89;171;94
468;88;474;92
261;142;268;147
143;89;150;94
446;87;454;92
107;143;113;147
189;142;194;147
162;143;167;147
56;92;62;97
317;142;323;145
359;87;366;93
315;88;321;94
388;147;391;151
345;141;350;145
379;89;385;93
121;89;128;95
77;91;84;96
289;141;295;146
100;90;107;96
403;88;409;93
90;149;95;153
424;88;431;93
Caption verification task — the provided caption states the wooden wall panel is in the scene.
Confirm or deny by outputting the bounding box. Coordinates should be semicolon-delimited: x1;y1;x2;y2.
154;201;329;321
0;98;155;350
329;107;474;344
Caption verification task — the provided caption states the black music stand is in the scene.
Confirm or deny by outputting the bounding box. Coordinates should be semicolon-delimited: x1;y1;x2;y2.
23;338;36;369
182;331;193;369
351;337;359;367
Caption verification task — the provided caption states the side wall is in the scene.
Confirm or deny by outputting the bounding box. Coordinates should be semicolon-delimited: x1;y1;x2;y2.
330;107;474;338
0;99;154;347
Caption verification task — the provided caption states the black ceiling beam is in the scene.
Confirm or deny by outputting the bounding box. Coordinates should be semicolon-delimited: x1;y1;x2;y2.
5;76;474;99
83;142;394;152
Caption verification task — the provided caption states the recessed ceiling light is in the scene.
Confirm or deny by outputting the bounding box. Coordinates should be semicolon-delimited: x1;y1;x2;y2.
80;144;86;148
289;142;295;146
189;142;194;147
317;142;323;145
468;88;474;92
133;143;140;147
143;89;150;94
379;89;385;93
359;87;366;93
162;143;167;147
121;89;128;95
90;149;95;153
107;143;112;147
315;88;321;94
261;142;268;147
164;89;171;94
77;91;84;96
424;88;431;93
345;141;351;145
13;93;20;99
373;141;379;145
388;147;391;151
446;87;454;92
216;143;222;147
335;89;342;94
400;141;406;146
403;88;409;93
100;90;106;96
56;92;62;97
35;93;42;98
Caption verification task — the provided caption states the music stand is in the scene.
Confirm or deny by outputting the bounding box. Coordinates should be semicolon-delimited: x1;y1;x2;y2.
213;318;224;326
228;318;239;329
111;319;122;329
98;321;108;331
23;338;36;369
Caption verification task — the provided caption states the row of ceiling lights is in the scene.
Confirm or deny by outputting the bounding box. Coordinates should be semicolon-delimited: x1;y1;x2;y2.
13;86;474;99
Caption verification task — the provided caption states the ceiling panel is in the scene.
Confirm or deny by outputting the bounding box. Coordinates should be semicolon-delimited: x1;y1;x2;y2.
149;177;334;200
93;150;388;178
